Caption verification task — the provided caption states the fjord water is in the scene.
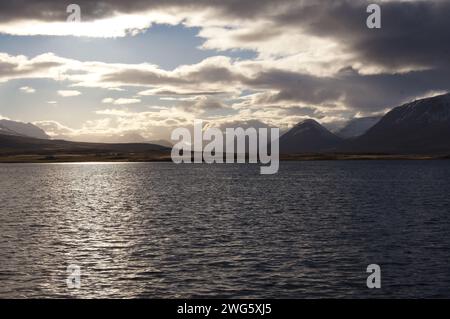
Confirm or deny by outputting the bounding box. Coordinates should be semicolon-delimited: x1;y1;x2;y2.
1;161;450;298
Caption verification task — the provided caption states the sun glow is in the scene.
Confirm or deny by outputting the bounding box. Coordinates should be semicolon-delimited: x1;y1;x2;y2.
0;11;179;38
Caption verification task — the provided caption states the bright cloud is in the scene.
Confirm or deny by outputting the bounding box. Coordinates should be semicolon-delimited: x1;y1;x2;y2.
57;90;82;97
20;86;36;94
102;98;141;105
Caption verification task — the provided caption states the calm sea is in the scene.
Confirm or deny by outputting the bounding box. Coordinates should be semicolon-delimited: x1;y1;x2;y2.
1;161;450;298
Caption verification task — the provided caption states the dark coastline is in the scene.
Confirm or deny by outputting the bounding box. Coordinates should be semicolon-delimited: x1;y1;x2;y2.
1;152;449;163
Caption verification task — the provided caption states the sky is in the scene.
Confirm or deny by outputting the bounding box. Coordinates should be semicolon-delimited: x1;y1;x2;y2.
0;0;449;142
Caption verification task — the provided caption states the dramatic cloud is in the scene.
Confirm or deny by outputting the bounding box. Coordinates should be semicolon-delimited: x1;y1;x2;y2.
2;49;450;130
1;1;449;71
0;53;64;82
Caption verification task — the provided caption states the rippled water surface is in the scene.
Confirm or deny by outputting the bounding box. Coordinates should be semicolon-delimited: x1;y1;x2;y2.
1;161;450;298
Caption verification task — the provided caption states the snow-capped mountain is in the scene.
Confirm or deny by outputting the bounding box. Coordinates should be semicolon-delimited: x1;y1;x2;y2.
336;116;381;139
353;93;450;153
0;119;50;139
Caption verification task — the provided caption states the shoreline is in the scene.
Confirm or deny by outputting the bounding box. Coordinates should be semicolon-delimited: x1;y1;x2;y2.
0;153;449;163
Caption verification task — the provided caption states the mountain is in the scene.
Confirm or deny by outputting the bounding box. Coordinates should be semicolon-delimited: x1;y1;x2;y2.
0;119;50;139
148;139;173;149
351;93;450;153
279;119;342;153
0;133;169;156
336;116;381;139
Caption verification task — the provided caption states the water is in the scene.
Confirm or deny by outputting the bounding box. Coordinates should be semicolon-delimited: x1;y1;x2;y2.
1;161;450;298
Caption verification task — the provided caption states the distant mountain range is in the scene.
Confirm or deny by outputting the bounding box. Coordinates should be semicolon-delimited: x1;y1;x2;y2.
0;119;173;149
0;133;169;156
335;116;382;139
1;93;450;157
280;93;450;154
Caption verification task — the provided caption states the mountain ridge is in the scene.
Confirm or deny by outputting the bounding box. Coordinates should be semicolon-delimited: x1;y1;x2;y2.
2;93;450;157
0;133;169;156
0;119;50;140
350;93;450;153
280;93;450;154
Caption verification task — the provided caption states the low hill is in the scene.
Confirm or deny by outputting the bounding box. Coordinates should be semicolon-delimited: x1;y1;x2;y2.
0;133;169;156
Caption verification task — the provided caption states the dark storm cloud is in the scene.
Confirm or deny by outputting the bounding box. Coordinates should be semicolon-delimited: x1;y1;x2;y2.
242;66;450;112
341;67;450;111
4;0;448;68
102;69;186;86
0;0;289;22
275;0;450;70
2;0;448;71
244;70;344;106
276;106;323;118
101;62;245;86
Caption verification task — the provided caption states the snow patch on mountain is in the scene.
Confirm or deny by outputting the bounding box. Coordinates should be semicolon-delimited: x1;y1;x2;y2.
0;119;50;139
